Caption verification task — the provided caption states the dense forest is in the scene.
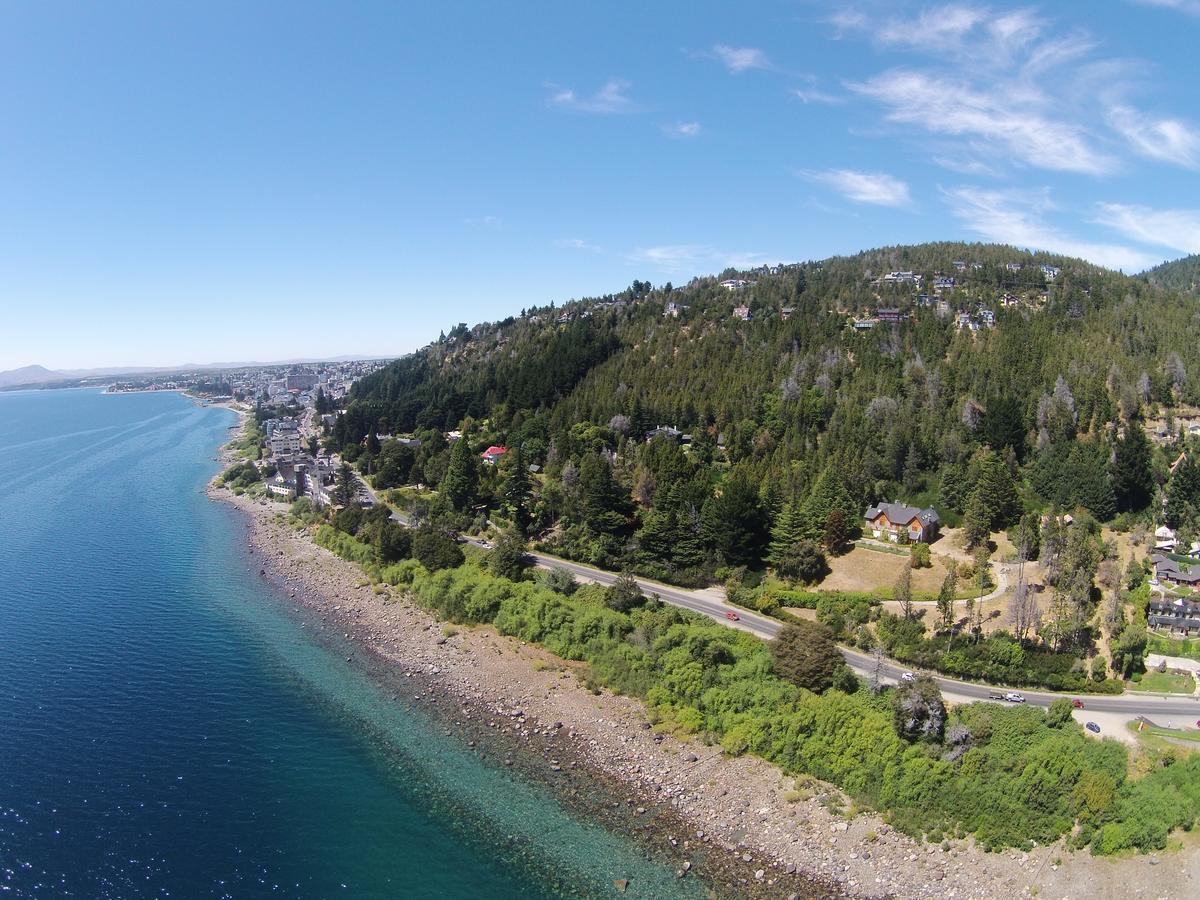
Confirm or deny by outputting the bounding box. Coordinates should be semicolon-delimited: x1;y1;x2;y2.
326;241;1200;676
1143;253;1200;295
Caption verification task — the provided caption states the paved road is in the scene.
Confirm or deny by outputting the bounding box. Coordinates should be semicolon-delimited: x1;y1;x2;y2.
365;494;1199;720
528;550;1200;719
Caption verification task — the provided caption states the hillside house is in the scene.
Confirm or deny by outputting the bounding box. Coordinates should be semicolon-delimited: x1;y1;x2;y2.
864;502;940;543
877;308;906;323
1148;595;1200;635
733;304;752;321
720;278;753;291
1155;526;1178;553
664;301;689;318
1150;554;1200;589
645;425;683;443
780;307;795;321
481;445;507;464
1040;264;1061;279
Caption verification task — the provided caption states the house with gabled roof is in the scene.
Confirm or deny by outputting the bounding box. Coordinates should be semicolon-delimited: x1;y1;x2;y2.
481;445;507;464
864;502;940;543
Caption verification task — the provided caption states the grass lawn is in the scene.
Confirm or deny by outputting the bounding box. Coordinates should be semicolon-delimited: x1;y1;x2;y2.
1128;721;1200;753
1128;670;1196;693
818;545;953;597
1147;633;1200;662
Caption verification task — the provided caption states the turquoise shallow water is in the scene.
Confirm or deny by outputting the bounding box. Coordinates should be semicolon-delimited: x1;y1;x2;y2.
0;389;709;898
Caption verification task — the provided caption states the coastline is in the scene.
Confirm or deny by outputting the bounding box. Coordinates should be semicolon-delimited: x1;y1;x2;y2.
206;434;1199;898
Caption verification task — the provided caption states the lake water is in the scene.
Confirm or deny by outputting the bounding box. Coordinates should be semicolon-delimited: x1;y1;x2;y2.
0;389;711;898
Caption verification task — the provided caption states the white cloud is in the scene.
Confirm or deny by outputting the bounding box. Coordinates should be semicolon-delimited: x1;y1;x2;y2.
546;79;636;114
712;45;769;74
791;87;842;104
1093;203;1200;254
554;237;604;253
662;121;702;138
943;186;1157;271
790;75;842;104
1108;105;1200;168
465;215;503;228
827;4;1200;178
629;245;770;272
876;4;989;49
850;69;1114;174
1130;0;1200;13
806;169;912;206
932;155;998;176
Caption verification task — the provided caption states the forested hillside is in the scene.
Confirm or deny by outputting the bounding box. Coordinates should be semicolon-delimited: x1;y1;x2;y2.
336;241;1198;529
302;240;1200;855
327;240;1200;666
1144;253;1200;295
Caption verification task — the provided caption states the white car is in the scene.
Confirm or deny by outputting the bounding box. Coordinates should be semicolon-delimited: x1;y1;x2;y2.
1004;692;1026;703
900;671;915;682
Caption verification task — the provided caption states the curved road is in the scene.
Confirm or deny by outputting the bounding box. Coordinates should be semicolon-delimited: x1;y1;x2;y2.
527;549;1200;719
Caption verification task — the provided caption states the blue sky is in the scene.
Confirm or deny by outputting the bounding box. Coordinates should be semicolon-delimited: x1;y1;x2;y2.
2;0;1199;370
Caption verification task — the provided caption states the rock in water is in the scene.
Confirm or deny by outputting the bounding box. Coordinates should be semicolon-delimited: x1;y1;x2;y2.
613;878;628;892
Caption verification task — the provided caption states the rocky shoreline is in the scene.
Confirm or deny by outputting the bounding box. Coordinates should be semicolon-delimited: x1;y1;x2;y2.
205;420;1197;899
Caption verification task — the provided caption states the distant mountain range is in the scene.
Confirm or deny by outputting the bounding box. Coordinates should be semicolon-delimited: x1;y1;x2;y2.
0;356;392;389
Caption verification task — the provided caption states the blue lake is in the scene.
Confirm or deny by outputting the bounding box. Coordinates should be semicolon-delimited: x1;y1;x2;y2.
0;388;712;898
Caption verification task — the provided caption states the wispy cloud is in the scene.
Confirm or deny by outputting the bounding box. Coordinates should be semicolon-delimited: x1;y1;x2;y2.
1129;0;1200;14
932;155;998;177
790;75;842;104
805;168;912;206
464;215;503;229
629;244;770;273
943;186;1157;271
712;45;770;74
546;79;636;114
827;4;1180;177
1093;203;1200;254
850;69;1114;174
554;237;605;253
662;121;702;139
875;3;989;49
1107;105;1200;168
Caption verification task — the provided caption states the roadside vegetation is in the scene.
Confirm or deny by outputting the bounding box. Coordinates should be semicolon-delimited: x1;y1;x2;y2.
243;242;1200;856
302;506;1200;856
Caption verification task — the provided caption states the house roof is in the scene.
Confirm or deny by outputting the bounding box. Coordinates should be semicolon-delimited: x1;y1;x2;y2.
864;502;939;527
481;445;507;458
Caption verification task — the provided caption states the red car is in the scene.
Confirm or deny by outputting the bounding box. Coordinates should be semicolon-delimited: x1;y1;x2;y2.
1072;699;1085;709
725;611;740;621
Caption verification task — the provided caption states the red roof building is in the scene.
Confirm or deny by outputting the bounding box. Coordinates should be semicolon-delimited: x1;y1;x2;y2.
481;445;507;464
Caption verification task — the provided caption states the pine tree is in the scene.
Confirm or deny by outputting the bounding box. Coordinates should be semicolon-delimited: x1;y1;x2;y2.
969;448;1020;530
937;562;958;631
961;489;990;550
895;564;914;620
823;508;851;554
501;446;533;535
1166;452;1200;529
801;470;855;540
768;499;805;565
1111;419;1154;513
441;437;479;511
